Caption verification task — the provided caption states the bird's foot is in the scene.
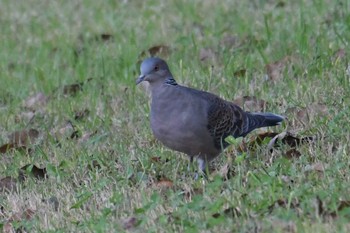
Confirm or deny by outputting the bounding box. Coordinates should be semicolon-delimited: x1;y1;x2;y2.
193;170;208;180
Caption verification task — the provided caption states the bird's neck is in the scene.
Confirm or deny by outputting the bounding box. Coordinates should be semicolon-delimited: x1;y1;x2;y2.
149;75;178;96
150;77;179;100
164;77;178;86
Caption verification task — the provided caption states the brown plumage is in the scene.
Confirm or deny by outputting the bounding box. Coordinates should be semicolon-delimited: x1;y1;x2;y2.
136;57;284;173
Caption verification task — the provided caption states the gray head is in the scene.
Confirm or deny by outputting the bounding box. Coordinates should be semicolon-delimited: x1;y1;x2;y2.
136;57;173;85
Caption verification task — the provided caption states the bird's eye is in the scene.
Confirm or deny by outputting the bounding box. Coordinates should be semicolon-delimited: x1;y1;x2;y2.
154;65;159;71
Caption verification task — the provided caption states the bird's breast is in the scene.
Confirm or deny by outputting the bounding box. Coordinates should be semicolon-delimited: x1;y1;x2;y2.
150;98;193;134
148;86;223;158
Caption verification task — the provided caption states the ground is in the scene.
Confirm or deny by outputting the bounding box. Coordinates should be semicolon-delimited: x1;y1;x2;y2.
0;0;350;232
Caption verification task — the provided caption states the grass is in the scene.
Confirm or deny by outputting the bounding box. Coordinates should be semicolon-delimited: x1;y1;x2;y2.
0;0;350;232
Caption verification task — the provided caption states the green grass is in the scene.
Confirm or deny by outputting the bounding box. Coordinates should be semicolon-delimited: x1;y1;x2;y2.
1;0;350;232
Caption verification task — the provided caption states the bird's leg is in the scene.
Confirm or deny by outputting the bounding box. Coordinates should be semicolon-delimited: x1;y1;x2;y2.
197;157;205;172
194;157;208;179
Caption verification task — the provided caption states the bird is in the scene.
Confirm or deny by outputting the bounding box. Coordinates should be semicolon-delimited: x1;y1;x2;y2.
136;57;284;174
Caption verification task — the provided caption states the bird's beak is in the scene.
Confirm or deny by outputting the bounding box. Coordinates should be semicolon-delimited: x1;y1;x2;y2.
136;74;145;85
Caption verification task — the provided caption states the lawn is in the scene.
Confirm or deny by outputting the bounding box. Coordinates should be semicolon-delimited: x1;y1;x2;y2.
1;0;350;232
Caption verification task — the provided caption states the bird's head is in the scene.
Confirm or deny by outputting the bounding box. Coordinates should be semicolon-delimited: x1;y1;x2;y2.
136;57;173;85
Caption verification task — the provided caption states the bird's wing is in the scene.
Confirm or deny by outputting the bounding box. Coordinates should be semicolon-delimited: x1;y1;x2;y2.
206;97;246;150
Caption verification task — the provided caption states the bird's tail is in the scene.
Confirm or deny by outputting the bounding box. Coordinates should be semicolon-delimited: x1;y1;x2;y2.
242;112;284;136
